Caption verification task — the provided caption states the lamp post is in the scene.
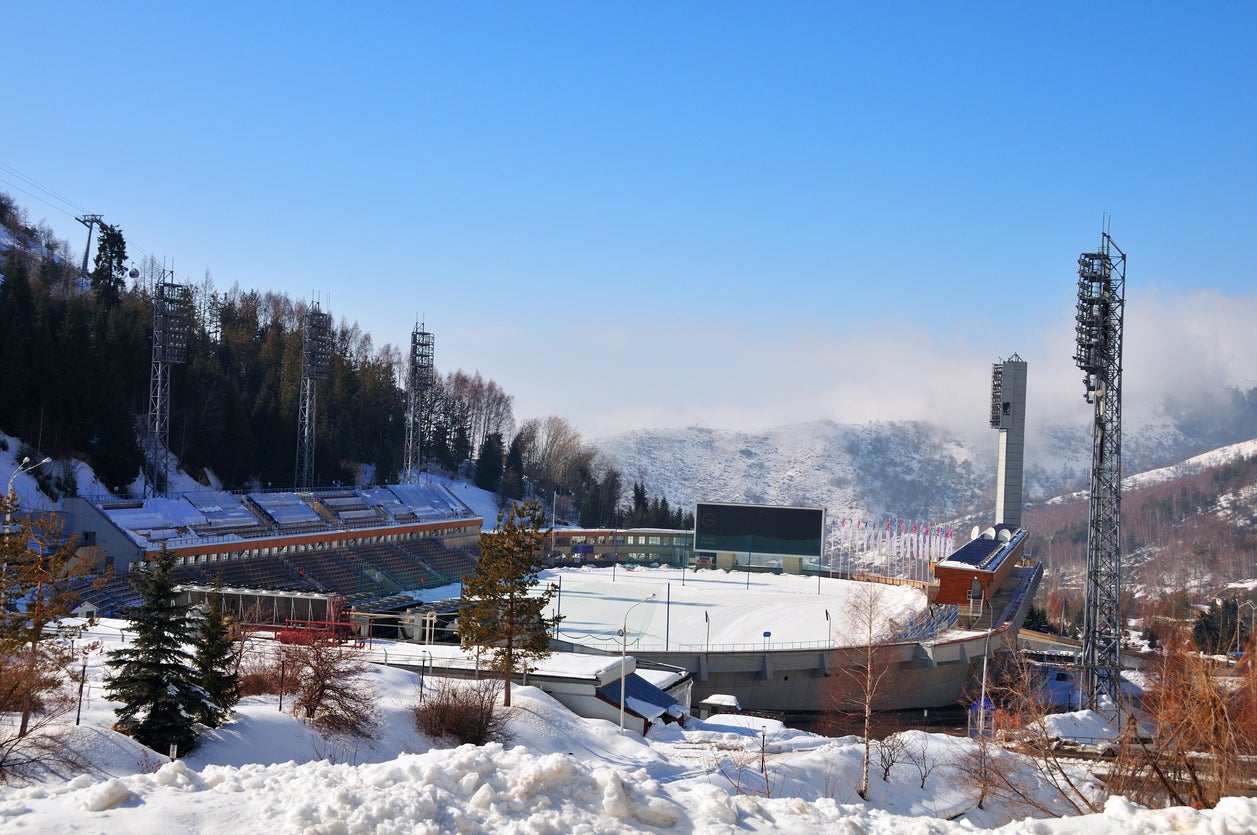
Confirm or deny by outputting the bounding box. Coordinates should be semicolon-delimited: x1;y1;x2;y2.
620;592;656;734
419;650;433;702
5;456;51;532
825;608;831;647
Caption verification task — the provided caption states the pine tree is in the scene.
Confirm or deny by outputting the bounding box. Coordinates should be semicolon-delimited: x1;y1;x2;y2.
458;501;558;707
89;223;128;306
474;431;505;493
106;548;206;755
191;584;240;727
501;436;526;500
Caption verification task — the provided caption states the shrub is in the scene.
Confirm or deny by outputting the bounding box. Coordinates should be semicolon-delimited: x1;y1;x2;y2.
414;678;509;746
238;654;288;697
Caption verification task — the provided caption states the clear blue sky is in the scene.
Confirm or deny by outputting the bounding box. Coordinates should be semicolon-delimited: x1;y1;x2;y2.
5;3;1256;440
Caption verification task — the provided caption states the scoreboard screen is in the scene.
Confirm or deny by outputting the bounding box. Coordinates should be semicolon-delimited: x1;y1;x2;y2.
694;502;824;559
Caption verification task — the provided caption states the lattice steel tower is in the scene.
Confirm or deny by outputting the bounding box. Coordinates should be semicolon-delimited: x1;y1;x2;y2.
145;277;192;497
402;323;435;483
295;305;332;492
1073;231;1126;710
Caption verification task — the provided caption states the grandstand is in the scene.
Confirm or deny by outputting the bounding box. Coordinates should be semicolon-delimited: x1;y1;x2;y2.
62;482;483;617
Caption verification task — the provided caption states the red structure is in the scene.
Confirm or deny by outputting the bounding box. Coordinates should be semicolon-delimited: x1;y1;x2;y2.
276;596;359;645
932;526;1025;608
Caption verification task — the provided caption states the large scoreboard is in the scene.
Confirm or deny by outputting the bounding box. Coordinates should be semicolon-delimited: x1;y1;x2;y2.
694;502;825;559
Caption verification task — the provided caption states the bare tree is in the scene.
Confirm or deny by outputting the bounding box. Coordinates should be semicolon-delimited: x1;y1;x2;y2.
980;652;1106;815
286;640;381;741
1109;627;1257;808
0;682;86;785
0;501;104;739
907;732;940;790
824;582;900;800
875;731;910;782
520;415;586;495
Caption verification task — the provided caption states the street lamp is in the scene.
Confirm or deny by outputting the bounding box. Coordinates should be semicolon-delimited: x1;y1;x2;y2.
5;456;51;531
620;592;656;734
825;609;831;647
3;456;52;619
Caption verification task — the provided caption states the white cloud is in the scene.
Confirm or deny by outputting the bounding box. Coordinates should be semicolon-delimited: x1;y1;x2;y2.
440;288;1257;442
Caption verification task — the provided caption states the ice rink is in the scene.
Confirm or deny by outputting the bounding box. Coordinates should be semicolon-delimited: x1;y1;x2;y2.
540;565;926;653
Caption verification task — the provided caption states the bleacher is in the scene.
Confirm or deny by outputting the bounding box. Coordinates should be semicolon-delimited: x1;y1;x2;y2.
246;492;326;532
68;574;141;617
177;556;319;592
282;548;401;598
894;604;960;642
403;539;478;580
349;543;429;590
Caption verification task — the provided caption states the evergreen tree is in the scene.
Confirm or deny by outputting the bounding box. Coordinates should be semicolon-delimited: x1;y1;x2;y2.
191;584;240;727
1193;598;1239;655
89;223;128;306
474;431;505;493
458;501;558;707
627;480;649;526
106;548;206;755
501;435;527;500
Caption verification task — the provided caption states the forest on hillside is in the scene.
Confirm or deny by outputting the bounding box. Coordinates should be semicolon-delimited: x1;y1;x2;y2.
0;193;688;528
1026;452;1257;625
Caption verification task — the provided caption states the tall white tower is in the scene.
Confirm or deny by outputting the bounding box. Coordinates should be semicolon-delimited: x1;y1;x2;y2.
990;354;1028;528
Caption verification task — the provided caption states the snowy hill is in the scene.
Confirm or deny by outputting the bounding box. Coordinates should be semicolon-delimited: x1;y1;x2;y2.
596;411;1257;523
597;420;986;523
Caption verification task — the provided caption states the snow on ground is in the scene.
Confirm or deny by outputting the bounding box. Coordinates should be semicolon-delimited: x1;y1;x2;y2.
543;564;924;651
1;431;57;512
3;619;1257;833
1041;711;1119;745
1123;437;1257;491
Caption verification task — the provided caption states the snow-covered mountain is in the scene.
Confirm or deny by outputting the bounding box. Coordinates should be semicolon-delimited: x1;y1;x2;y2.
598;420;989;523
596;400;1257;523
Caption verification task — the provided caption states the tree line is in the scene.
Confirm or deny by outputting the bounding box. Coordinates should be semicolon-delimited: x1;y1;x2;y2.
1;193;687;526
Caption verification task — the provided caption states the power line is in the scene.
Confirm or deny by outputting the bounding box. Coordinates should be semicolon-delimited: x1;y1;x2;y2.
0;175;80;221
0;161;200;286
0;162;88;215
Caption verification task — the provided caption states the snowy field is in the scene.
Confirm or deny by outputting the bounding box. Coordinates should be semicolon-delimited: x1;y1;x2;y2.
2;620;1257;833
541;565;925;652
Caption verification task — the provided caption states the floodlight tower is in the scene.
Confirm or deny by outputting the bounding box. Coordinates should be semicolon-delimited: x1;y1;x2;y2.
145;276;192;497
1073;231;1126;710
402;322;435;484
295;305;333;492
990;354;1028;529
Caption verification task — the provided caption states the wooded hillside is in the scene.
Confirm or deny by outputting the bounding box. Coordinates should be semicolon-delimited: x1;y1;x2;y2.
0;193;687;528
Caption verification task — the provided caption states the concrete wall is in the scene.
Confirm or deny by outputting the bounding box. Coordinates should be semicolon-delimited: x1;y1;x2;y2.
62;498;142;572
994;357;1028;528
631;620;1021;714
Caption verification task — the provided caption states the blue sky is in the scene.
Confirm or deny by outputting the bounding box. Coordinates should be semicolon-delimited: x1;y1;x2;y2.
4;3;1256;440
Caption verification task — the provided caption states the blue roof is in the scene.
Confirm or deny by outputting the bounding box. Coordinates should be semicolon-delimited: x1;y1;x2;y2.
597;673;684;721
944;527;1025;571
